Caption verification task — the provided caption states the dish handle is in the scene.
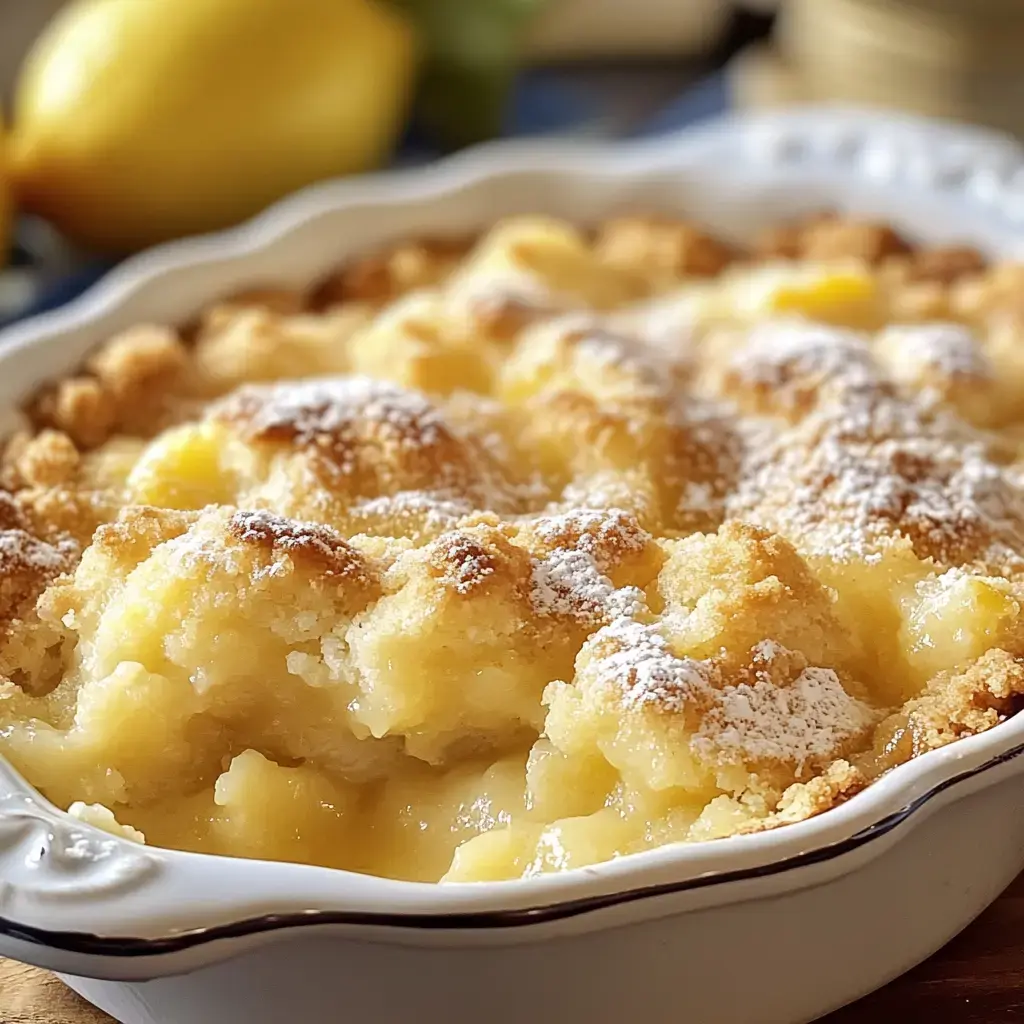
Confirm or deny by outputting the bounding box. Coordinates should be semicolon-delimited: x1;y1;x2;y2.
0;755;162;926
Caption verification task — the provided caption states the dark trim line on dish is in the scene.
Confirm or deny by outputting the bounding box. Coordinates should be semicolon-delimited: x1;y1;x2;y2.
3;740;1023;958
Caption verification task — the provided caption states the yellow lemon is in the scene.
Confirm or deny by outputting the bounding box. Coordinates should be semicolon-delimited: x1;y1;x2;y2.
10;0;415;252
0;121;10;265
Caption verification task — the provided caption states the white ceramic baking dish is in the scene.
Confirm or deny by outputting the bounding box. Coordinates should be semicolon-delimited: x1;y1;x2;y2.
2;108;1024;1024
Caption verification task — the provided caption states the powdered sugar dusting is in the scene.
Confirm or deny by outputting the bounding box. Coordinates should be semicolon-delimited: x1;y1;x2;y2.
731;385;1024;567
528;507;649;622
559;473;648;513
731;321;877;393
751;638;787;664
692;666;878;773
0;528;76;619
212;375;529;512
878;323;992;383
530;507;648;559
609;289;703;356
723;318;1021;567
213;376;445;448
531;548;644;622
568;614;880;773
349;491;474;532
586;621;878;772
0;530;74;576
568;320;676;393
591;617;714;712
429;531;497;594
447;260;571;331
677;480;719;517
229;509;370;581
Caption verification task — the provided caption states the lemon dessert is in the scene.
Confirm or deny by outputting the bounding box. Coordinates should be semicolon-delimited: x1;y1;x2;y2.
1;213;1023;883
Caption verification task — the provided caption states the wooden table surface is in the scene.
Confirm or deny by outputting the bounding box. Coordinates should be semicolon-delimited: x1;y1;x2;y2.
4;872;1024;1022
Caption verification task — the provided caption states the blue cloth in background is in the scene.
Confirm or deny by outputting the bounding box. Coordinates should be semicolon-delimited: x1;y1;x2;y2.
6;66;730;325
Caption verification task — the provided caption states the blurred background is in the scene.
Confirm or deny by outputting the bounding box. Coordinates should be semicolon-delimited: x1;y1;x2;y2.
0;0;1020;326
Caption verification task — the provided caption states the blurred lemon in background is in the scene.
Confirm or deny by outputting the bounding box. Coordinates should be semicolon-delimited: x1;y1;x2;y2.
0;121;10;266
9;0;416;252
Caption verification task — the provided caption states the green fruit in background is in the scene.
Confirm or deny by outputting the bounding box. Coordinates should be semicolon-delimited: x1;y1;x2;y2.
10;0;417;252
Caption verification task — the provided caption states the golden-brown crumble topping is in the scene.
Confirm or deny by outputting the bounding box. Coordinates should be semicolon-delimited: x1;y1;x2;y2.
954;262;1024;325
87;325;189;406
215;286;309;317
894;245;988;287
194;306;367;392
88;505;196;565
314;237;471;308
893;647;1024;753
2;211;1024;884
228;509;374;584
523;507;650;569
217;375;445;451
756;211;912;265
35;376;117;449
595;215;739;281
714;320;875;419
30;326;195;450
0;491;28;533
732;384;1024;571
213;376;522;515
10;430;80;488
426;524;531;601
0;529;75;623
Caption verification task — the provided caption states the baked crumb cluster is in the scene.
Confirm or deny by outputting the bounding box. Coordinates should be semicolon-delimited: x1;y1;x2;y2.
2;211;1024;883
